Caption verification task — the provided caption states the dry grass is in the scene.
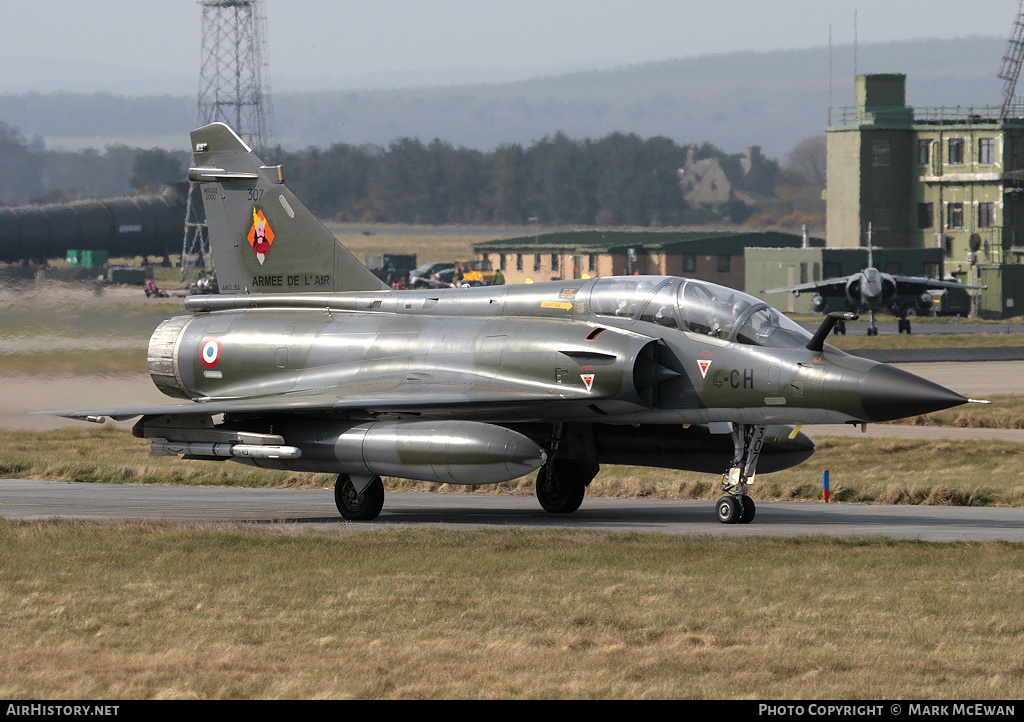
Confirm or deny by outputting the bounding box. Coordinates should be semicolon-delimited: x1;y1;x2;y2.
1;521;1021;699
893;395;1024;429
4;427;1024;509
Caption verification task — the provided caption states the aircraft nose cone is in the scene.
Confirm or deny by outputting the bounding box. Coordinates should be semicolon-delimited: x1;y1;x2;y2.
859;364;967;422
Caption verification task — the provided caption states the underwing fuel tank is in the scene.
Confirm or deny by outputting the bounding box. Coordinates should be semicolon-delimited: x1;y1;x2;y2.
243;419;547;485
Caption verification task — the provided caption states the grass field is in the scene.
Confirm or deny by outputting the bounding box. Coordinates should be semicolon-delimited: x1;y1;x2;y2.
2;521;1022;699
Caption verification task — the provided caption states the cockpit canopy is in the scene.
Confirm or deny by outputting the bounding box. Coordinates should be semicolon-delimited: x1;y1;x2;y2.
588;276;812;350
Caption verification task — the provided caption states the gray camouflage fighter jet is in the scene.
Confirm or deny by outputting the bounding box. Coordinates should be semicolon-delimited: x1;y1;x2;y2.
762;244;985;336
43;123;982;524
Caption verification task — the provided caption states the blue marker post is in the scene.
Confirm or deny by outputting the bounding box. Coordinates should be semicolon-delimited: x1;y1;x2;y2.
823;469;830;503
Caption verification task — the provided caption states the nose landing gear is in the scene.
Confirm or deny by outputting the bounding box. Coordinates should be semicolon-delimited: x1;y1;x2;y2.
716;423;764;524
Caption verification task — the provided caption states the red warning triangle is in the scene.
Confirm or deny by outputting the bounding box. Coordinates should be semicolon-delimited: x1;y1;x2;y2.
697;360;712;378
581;373;595;391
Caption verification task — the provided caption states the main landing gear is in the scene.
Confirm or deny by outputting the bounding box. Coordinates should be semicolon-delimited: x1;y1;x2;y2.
715;423;764;524
535;422;599;514
536;458;597;513
334;474;385;521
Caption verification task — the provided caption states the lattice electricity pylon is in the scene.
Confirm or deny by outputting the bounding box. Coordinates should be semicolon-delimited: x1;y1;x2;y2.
181;0;274;283
999;0;1024;120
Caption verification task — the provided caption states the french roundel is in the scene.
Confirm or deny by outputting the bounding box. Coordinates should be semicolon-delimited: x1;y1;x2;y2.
200;338;222;368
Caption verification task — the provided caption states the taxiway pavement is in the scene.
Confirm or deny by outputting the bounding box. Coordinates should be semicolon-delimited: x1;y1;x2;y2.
2;479;1022;543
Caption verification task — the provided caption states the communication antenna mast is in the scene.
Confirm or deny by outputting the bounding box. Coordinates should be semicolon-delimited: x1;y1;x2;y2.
181;0;274;282
998;0;1024;120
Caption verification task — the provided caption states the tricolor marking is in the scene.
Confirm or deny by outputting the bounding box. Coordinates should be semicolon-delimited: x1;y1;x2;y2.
201;338;222;368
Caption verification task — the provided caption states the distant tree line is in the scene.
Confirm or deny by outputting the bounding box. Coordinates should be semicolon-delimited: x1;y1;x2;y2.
0;122;189;206
271;133;796;227
1;119;825;229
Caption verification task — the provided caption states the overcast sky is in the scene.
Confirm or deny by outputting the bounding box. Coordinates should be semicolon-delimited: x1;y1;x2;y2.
0;0;1017;93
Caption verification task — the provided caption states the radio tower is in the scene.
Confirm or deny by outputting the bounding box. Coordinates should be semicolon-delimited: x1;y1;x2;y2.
998;0;1024;120
181;0;273;282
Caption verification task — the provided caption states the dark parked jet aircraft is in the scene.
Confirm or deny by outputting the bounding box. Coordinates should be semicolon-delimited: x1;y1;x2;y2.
44;123;980;524
762;245;985;336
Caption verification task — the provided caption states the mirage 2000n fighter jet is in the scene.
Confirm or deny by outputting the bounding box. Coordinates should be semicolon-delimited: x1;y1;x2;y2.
44;123;982;524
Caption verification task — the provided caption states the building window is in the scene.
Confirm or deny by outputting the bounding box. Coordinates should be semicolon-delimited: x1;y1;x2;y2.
551;254;559;272
947;203;964;229
979;138;996;164
917;140;931;165
683;255;696;273
516;254;523;272
948;138;965;165
918;202;934;229
871;139;891;167
824;262;842;278
588;254;597;272
499;254;507;271
533;254;541;272
716;254;731;273
978;202;996;228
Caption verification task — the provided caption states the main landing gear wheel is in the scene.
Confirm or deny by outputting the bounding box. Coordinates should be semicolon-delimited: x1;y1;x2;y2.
715;495;755;524
536;460;588;514
334;474;385;521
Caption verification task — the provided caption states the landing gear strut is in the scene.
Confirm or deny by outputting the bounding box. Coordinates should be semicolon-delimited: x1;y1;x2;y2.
716;424;763;524
866;309;878;337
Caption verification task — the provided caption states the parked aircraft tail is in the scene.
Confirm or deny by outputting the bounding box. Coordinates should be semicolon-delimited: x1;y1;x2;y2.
188;122;385;294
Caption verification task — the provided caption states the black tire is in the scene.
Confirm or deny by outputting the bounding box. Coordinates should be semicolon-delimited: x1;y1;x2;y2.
738;495;756;524
716;495;741;524
536;461;587;514
334;475;385;521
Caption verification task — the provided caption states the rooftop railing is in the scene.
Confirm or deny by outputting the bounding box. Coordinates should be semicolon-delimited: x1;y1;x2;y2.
829;104;1024;127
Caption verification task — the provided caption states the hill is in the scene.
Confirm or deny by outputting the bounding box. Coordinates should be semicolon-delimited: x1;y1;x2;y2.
0;36;1007;160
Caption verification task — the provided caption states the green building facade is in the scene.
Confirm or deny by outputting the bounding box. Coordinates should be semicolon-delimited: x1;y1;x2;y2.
826;74;1024;317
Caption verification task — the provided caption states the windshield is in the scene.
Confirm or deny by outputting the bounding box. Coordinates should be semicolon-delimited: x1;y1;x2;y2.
732;305;812;349
673;278;813;349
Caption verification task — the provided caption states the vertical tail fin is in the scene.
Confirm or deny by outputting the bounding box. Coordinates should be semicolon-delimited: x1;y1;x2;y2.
187;122;385;294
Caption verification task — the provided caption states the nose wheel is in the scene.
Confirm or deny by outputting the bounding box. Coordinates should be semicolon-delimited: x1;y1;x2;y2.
716;424;763;524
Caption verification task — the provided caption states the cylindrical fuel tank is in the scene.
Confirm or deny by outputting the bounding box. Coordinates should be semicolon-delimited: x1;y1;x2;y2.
0;184;186;262
246;419;547;485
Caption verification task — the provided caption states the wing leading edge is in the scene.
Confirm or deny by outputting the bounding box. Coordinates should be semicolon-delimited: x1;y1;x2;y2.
39;377;601;422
